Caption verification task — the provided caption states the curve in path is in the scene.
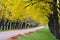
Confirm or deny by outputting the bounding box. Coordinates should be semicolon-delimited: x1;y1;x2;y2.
0;26;44;40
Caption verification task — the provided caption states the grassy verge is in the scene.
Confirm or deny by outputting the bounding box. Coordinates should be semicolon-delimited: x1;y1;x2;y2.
17;26;56;40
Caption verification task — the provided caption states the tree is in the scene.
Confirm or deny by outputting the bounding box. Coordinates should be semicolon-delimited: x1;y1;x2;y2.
23;0;60;40
48;0;60;40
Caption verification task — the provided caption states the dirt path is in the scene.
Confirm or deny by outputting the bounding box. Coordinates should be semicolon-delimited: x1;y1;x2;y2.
0;26;44;40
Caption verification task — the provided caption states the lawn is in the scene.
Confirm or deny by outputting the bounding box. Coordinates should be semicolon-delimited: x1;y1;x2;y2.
17;26;56;40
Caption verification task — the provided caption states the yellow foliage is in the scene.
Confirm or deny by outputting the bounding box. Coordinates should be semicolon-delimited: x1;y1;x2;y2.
0;0;53;25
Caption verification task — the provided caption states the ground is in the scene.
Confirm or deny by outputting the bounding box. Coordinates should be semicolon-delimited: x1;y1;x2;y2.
17;26;56;40
0;26;44;40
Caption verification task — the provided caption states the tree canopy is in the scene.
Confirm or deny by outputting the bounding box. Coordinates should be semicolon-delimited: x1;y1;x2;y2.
0;0;59;25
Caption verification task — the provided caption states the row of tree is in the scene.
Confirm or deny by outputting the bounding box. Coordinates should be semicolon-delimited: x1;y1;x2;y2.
0;18;39;30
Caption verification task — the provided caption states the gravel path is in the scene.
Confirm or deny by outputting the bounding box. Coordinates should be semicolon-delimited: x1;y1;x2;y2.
0;26;44;40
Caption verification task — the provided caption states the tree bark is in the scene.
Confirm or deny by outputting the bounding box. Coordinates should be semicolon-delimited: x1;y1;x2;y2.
48;0;60;40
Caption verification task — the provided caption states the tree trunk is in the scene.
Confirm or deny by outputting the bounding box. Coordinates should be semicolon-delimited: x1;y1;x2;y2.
48;0;60;40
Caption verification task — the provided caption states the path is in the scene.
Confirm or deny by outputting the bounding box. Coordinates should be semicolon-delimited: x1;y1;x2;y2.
0;26;44;40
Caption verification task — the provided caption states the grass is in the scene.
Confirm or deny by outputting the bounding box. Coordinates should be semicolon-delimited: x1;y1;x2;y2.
17;26;56;40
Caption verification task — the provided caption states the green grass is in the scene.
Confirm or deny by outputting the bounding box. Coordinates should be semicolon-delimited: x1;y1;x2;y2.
17;26;56;40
